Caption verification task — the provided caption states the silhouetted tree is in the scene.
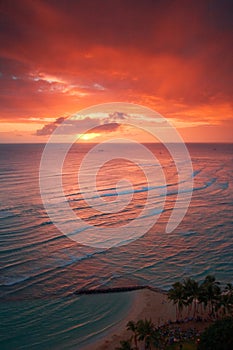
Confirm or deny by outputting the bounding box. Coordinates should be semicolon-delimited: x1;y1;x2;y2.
137;318;159;350
183;277;200;317
116;339;133;350
198;317;233;350
126;320;138;350
167;281;186;319
201;275;221;315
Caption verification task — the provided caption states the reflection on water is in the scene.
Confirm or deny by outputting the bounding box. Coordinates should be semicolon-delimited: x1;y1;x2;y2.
0;143;232;348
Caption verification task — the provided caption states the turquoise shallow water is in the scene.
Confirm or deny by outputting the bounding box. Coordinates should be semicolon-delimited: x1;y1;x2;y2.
0;143;233;349
0;293;132;350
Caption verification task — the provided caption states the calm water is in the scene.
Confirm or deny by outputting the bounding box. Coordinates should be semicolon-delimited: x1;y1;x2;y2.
0;143;233;349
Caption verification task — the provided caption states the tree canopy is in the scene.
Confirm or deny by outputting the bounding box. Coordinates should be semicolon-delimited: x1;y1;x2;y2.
198;317;233;350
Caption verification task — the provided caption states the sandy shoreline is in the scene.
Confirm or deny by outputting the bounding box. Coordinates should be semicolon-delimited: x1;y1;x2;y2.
83;288;177;350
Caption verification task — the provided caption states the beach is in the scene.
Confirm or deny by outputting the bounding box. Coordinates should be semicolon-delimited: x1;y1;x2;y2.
1;0;233;348
85;288;176;350
85;287;213;350
1;143;232;349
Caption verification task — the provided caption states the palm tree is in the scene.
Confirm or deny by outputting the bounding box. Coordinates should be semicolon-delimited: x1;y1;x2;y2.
216;294;229;317
136;318;158;350
224;283;233;299
183;277;200;317
167;281;186;319
197;281;209;316
224;283;233;315
126;320;139;350
115;339;133;350
201;275;221;316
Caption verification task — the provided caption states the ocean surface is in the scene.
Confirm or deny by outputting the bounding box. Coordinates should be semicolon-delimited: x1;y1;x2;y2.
0;143;232;349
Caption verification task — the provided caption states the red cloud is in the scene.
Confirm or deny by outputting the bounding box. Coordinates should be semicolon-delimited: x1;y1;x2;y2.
35;116;121;136
0;0;232;142
35;117;65;136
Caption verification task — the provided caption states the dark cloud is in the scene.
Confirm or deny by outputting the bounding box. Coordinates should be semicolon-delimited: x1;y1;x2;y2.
36;116;65;135
0;0;232;130
93;122;120;132
35;116;121;136
108;112;128;121
1;0;232;56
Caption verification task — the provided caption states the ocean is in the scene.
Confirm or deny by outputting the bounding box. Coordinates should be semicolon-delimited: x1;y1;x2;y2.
0;143;232;349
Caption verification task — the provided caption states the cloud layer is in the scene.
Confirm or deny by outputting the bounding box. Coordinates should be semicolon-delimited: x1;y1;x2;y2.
0;0;232;141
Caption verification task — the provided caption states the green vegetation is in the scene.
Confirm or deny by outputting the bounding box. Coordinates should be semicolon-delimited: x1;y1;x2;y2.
166;343;197;350
116;316;199;349
125;319;159;350
115;275;233;350
116;339;134;350
197;317;233;350
167;275;233;319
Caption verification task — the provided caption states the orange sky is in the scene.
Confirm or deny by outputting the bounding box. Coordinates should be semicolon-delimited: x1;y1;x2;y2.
0;0;232;143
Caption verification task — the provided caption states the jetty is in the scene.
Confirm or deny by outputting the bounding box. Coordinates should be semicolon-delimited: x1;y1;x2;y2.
74;285;165;295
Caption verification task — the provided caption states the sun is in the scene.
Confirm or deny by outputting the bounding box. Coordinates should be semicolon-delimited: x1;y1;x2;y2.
79;132;101;141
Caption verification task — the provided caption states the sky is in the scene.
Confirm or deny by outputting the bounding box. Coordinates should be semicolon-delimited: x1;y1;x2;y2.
0;0;232;143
